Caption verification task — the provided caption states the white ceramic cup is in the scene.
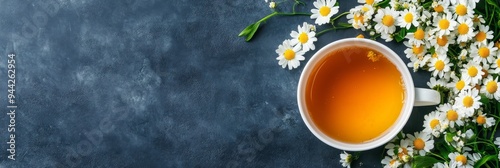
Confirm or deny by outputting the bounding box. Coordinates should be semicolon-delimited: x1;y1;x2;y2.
297;38;441;151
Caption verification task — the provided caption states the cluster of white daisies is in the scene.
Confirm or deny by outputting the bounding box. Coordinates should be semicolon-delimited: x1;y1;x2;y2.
269;0;500;167
274;0;339;70
344;0;500;167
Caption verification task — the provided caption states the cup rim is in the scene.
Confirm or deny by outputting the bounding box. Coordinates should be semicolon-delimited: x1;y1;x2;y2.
297;38;415;151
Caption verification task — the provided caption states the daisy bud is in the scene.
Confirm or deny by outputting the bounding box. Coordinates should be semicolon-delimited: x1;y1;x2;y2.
369;31;375;36
401;155;411;163
269;2;276;9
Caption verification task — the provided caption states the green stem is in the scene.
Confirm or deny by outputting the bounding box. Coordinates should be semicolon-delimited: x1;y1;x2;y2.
316;25;353;37
330;12;349;23
428;152;447;161
256;11;311;24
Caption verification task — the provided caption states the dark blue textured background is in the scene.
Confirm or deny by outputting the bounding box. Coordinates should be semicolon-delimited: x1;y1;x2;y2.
0;0;437;167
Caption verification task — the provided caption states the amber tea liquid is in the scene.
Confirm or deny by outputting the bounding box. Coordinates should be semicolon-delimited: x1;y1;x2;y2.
306;46;405;143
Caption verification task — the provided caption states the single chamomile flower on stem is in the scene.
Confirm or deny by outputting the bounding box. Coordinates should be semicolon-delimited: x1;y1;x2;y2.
407;131;434;156
275;39;305;70
453;88;482;117
290;22;317;52
428;53;452;78
311;0;339;25
481;76;500;100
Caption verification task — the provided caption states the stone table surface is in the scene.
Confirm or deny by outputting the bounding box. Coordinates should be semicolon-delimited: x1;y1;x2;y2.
0;0;437;167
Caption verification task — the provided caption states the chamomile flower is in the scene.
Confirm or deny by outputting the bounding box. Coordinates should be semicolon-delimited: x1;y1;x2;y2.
455;17;475;43
460;62;484;85
448;152;474;168
339;151;352;168
428;54;452;78
405;27;428;47
407;132;434;156
397;6;419;29
432;13;457;37
438;103;464;128
474;111;495;128
290;22;317;52
481;76;500;100
432;0;450;14
450;0;474;20
470;42;498;65
448;73;472;94
474;25;494;45
387;139;414;160
433;162;450;168
472;14;485;27
358;0;382;6
311;0;339;25
347;5;374;30
381;156;401;168
494;137;500;148
407;53;431;72
423;111;443;136
429;33;455;54
454;88;482;117
427;76;447;89
404;41;427;59
275;39;305;70
374;7;399;34
489;57;500;74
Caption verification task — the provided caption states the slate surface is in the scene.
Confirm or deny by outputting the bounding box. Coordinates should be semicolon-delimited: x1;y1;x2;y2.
0;0;437;167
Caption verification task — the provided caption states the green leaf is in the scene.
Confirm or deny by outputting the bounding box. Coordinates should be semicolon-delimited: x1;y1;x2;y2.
238;22;261;42
474;155;498;168
486;0;500;9
412;156;440;168
480;94;490;105
394;29;407;42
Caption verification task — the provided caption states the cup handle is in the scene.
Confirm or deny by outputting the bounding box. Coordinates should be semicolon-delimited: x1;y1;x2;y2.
414;88;441;106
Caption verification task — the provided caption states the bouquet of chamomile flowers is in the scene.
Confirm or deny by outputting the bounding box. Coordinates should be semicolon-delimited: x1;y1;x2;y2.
240;0;500;167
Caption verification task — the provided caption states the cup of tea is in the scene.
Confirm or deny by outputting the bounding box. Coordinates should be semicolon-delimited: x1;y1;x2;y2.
297;38;440;151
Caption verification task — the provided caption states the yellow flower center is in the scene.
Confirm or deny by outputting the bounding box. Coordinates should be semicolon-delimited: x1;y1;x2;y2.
478;47;490;58
382;15;395;27
434;5;444;13
414;138;425;150
477;115;486;125
456;80;465;90
390;159;397;166
414;28;425;40
439;19;450;30
356;34;365;38
354;14;365;23
456;4;467;16
497;58;500;66
458;23;469;35
362;6;370;12
455;154;467;164
430;119;440;129
435;60;445;71
412;45;424;55
476;31;487;42
404;13;413;23
447;110;458;121
463;96;474;108
486;81;498;93
284;49;295;60
366;0;374;5
468;66;478;77
319;6;331;16
437;36;448;46
432;53;438;58
398;148;408;159
298;32;309;44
